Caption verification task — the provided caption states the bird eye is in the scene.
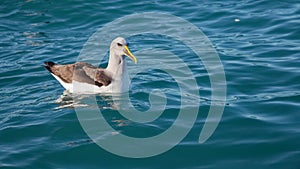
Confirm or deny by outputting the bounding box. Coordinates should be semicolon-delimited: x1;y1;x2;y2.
117;43;122;47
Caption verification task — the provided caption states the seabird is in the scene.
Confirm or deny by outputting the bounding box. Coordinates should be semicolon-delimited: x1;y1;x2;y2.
44;37;137;94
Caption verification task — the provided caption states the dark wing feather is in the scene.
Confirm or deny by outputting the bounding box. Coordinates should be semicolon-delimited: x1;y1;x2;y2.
44;61;74;83
82;66;112;86
44;62;111;87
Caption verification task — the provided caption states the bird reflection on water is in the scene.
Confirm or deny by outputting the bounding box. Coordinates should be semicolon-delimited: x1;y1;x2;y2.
54;90;131;128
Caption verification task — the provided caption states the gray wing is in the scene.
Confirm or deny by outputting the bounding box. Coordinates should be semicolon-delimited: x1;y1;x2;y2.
82;66;112;86
44;61;74;83
45;62;111;87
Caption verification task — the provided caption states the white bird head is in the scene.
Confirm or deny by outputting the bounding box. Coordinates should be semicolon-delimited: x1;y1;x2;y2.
110;37;137;64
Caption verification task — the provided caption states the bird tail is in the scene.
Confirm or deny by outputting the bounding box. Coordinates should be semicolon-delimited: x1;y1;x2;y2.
44;61;56;73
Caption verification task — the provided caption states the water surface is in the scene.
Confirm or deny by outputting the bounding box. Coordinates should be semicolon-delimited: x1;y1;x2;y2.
1;0;300;168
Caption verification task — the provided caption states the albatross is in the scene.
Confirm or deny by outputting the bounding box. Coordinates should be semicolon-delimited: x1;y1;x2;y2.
44;37;137;94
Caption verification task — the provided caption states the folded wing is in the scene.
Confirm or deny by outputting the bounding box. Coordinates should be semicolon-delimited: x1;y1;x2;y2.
44;62;112;87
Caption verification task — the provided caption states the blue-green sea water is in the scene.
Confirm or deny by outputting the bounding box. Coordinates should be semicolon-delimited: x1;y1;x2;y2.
1;0;300;168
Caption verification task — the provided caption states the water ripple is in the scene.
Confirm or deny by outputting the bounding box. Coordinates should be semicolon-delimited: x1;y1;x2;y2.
0;0;300;168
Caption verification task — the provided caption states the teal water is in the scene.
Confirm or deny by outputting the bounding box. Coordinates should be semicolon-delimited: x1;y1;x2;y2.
1;0;300;168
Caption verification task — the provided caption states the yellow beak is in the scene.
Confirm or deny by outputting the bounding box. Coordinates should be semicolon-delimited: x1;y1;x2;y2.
124;45;137;64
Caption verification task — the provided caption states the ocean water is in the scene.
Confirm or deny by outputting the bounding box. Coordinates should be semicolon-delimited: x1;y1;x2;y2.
1;0;300;168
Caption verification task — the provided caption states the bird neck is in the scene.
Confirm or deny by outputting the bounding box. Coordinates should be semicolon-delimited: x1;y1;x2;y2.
106;50;127;77
106;50;130;92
